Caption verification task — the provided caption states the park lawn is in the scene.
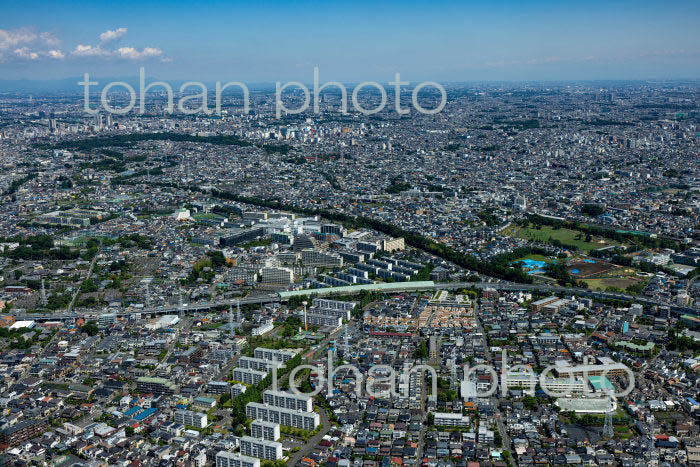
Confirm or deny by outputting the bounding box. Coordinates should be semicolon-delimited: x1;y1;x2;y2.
504;225;618;252
614;425;635;439
578;265;647;291
653;411;685;424
582;278;640;291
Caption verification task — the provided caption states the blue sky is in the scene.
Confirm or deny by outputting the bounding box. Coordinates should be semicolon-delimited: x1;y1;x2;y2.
1;0;699;82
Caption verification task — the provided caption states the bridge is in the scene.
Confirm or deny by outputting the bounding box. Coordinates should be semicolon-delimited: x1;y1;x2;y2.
9;281;698;321
10;294;280;322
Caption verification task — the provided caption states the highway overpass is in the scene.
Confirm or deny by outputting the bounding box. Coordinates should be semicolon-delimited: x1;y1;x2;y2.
9;281;698;321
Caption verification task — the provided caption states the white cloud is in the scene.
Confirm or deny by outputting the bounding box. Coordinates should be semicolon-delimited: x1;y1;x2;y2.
47;49;65;60
0;27;61;61
40;31;61;47
72;44;164;60
1;26;166;63
99;27;128;42
14;47;39;60
0;28;40;49
72;44;110;57
116;46;163;60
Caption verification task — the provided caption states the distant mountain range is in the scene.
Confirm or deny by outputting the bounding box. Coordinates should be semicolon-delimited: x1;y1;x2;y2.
0;77;279;94
2;76;698;94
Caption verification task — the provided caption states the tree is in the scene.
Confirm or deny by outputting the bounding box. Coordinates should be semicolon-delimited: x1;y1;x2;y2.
502;450;513;467
81;321;99;336
414;339;429;359
522;396;538;410
494;430;503;447
80;278;98;293
581;204;606;216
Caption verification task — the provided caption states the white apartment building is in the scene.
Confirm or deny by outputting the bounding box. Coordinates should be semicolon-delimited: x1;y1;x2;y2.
305;313;343;328
233;367;268;385
434;412;470;427
263;389;313;412
231;383;247;398
261;267;294;284
239;356;282;373
246;402;320;431
240;436;283;460
254;347;299;364
216;452;260;467
251;420;280;441
504;372;587;394
174;410;207;429
251;319;274;336
312;299;356;312
300;249;343;267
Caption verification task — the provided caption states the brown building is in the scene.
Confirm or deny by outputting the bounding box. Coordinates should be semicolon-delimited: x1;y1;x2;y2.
0;419;48;447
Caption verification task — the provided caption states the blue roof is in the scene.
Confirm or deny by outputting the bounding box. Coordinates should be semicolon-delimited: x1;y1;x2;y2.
688;397;699;405
133;407;157;421
124;406;142;417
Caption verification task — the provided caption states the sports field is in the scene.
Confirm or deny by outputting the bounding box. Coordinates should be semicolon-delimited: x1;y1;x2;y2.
503;225;619;252
568;258;646;291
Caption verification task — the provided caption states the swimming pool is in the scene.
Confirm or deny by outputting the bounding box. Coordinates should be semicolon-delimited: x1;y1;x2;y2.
518;259;547;269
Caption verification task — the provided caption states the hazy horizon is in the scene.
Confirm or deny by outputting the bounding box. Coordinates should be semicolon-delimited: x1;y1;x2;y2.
1;0;700;83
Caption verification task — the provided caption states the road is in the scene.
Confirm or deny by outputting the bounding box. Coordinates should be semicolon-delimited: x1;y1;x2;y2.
286;404;331;466
18;254;100;380
67;252;99;313
11;280;699;322
474;300;511;452
11;293;281;321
